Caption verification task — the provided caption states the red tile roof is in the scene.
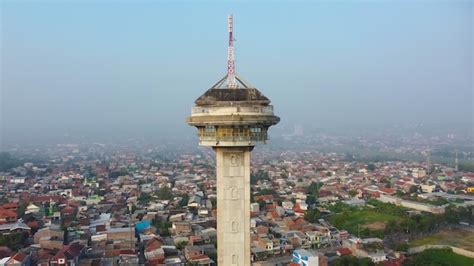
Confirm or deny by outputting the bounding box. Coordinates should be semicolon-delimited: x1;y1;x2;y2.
337;247;352;256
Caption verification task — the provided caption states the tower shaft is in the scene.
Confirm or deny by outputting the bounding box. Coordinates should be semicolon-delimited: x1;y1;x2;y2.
215;147;251;266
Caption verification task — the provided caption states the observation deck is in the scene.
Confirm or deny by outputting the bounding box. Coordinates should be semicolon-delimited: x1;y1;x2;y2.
186;75;280;147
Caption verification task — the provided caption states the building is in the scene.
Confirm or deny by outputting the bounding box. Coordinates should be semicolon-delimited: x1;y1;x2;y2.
292;249;327;266
186;15;280;266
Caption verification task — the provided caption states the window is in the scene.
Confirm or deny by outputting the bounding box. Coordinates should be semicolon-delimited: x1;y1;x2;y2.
250;127;262;133
232;221;238;232
205;125;215;132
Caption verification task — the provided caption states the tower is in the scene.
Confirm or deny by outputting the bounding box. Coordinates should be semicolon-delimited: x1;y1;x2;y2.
455;149;459;172
186;15;280;265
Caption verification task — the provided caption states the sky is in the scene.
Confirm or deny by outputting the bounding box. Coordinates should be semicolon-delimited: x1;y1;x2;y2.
1;1;472;145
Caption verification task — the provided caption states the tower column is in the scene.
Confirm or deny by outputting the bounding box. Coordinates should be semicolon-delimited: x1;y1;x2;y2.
215;147;251;266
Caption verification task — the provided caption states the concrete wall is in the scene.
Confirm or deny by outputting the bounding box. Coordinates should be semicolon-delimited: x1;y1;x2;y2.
378;194;445;214
407;245;474;258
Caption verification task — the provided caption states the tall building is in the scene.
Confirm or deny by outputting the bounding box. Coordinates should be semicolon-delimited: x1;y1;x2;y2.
186;15;280;265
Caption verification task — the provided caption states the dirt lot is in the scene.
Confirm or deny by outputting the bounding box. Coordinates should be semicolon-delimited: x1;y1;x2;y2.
362;221;386;230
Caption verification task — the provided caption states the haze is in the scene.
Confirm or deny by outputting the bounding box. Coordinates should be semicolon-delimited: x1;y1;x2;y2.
1;1;472;146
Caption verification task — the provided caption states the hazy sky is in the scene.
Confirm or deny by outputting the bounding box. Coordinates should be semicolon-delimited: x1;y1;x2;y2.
1;1;472;144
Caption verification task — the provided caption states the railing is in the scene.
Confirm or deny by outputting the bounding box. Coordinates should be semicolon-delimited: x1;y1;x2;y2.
192;105;274;115
198;133;267;142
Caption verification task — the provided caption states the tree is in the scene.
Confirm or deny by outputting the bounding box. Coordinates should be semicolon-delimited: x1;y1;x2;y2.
256;188;275;196
333;255;374;266
0;232;29;251
304;208;321;223
306;194;317;205
16;202;27;218
395;242;409;252
156;186;174;200
396;189;405;197
176;240;188;250
178;194;190;207
138;193;152;204
0;152;22;172
367;163;376;171
257;199;266;211
155;219;171;237
348;190;358;197
308;182;323;197
385;220;398;234
409;185;418;194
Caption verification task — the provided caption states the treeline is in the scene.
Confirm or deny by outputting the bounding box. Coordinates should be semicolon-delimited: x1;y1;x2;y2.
0;152;22;172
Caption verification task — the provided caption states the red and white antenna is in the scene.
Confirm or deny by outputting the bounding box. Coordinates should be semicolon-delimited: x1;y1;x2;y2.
226;14;238;89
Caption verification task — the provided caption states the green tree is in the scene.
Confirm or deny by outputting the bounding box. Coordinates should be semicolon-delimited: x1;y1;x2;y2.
409;185;419;194
333;255;374;266
178;194;190;207
138;192;152;204
367;163;376;171
348;190;358;197
308;182;323;197
176;240;188;250
0;152;22;171
304;208;321;223
0;232;29;251
385;220;398;234
156;186;174;200
16;202;27;218
306;194;317;205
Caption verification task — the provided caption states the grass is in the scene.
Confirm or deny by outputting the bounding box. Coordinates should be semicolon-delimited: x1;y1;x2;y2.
328;209;401;237
405;248;474;266
409;228;474;251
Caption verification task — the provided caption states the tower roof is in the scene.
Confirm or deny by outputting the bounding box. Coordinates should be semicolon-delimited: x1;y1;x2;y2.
195;88;270;106
195;74;271;106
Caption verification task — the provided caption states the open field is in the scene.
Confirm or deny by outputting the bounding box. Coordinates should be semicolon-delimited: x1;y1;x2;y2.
409;228;474;251
328;209;402;236
405;248;474;266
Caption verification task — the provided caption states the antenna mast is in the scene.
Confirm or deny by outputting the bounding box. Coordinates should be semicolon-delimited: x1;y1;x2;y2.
226;14;238;89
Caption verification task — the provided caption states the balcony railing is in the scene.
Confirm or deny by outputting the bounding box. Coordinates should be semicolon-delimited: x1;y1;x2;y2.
198;133;267;142
192;105;274;115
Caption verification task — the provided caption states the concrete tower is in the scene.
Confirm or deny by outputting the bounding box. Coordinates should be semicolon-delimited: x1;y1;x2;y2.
186;15;280;266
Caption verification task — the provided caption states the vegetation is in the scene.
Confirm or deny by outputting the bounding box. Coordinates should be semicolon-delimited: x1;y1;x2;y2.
152;217;172;237
0;232;29;251
251;170;269;185
178;194;190;207
409;185;419;194
308;182;323;197
255;188;276;196
403;248;474;266
108;169;129;179
408;229;474;251
332;255;374;266
138;192;152;204
329;207;400;238
156;186;174;200
0;152;22;172
16;201;28;217
327;200;473;239
348;190;358;197
304;208;321;223
367;163;376;171
458;162;474;172
176;240;188;250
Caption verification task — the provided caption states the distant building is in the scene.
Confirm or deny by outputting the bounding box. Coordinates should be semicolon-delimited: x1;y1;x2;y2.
292;249;327;266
